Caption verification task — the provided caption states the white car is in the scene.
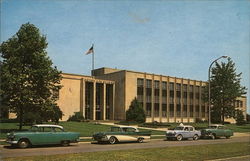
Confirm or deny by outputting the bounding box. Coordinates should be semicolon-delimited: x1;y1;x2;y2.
166;125;201;141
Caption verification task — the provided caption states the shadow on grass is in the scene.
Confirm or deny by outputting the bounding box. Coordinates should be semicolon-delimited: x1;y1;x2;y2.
0;129;28;133
3;143;79;149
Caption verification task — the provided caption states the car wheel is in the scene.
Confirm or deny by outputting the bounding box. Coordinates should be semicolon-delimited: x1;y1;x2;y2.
176;135;183;141
109;136;117;144
193;134;199;141
211;134;216;140
138;138;144;143
61;140;70;146
18;139;30;149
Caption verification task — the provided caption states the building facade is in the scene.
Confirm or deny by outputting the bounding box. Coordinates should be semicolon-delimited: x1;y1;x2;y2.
92;67;208;123
56;67;247;123
57;73;115;121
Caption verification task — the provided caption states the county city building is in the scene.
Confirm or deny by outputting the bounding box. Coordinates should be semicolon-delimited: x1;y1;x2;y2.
58;67;247;123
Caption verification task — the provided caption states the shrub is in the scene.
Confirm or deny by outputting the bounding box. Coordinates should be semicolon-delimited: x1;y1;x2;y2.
234;110;246;125
67;112;85;122
126;98;146;123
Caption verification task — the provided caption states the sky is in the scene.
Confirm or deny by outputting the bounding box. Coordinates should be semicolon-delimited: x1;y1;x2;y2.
1;0;250;113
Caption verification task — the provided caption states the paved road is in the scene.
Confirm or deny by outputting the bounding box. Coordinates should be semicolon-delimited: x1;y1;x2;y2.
0;136;249;159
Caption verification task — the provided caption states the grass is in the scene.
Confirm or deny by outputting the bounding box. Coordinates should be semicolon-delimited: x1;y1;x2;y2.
0;122;165;139
4;142;250;161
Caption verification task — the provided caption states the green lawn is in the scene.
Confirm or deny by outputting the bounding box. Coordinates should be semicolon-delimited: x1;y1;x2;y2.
0;122;165;139
4;142;250;161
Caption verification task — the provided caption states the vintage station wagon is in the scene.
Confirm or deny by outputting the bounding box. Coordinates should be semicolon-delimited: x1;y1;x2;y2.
201;124;233;139
6;124;80;148
93;126;151;144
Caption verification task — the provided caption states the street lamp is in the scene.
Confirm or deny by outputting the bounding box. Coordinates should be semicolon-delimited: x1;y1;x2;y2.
208;55;228;126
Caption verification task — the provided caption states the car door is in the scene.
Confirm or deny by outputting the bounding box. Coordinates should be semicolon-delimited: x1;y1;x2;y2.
182;127;189;138
217;126;225;137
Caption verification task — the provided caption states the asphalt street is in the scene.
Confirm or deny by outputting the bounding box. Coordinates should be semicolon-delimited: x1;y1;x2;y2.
0;136;249;159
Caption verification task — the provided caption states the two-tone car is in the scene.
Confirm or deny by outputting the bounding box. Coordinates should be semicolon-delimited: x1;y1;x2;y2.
201;124;233;139
6;124;80;148
92;126;151;144
166;125;201;141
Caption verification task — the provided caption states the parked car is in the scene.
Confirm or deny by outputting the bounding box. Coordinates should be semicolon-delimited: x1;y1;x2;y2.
6;124;80;148
201;124;233;139
92;126;151;144
166;124;201;141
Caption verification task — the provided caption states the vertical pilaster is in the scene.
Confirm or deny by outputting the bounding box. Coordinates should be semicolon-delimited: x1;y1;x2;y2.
112;83;115;120
174;77;176;122
187;79;190;123
181;78;183;123
167;76;170;122
199;81;202;119
93;81;96;120
159;75;162;122
82;79;86;118
143;73;146;111
103;83;106;120
151;75;154;122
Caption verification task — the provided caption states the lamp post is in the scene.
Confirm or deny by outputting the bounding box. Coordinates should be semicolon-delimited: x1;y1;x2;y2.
208;56;228;126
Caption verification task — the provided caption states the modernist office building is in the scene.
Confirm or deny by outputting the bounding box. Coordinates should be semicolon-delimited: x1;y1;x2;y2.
58;67;247;123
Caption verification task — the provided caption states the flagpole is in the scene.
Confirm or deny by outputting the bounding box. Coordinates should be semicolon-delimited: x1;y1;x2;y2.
92;44;94;71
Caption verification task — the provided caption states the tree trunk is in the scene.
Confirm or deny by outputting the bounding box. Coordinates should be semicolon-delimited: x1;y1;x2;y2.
19;107;23;130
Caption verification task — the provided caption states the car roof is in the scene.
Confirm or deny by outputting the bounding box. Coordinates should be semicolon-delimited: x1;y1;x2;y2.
112;126;137;129
32;124;63;129
210;124;224;126
177;125;194;127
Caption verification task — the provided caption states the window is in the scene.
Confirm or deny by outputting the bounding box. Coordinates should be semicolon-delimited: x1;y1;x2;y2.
154;80;159;89
188;127;194;131
169;82;174;91
162;104;167;117
183;84;187;92
146;80;152;88
177;105;181;117
162;82;167;90
154;103;159;117
146;103;151;116
137;78;144;87
170;104;174;117
43;127;52;132
53;127;64;132
190;105;194;117
183;105;187;117
176;83;181;91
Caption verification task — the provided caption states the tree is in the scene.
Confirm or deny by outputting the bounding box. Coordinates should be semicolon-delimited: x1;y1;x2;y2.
208;58;247;124
234;109;246;125
126;98;146;123
0;23;63;129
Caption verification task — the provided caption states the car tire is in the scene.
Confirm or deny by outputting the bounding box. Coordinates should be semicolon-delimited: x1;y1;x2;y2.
176;135;183;141
61;140;70;146
211;134;216;140
193;134;199;141
138;138;144;143
109;136;117;144
18;139;30;149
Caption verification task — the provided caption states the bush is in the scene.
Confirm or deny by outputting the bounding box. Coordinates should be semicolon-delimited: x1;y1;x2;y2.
235;110;246;126
67;112;85;122
126;98;146;123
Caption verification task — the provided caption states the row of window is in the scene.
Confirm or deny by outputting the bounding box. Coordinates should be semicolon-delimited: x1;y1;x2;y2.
145;103;206;118
138;79;205;92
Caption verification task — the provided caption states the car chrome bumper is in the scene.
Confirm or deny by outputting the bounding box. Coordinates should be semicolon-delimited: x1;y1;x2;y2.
6;140;18;144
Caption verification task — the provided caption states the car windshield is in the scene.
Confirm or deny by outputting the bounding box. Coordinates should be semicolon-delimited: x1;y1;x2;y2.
209;126;218;129
174;126;184;130
111;127;121;132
